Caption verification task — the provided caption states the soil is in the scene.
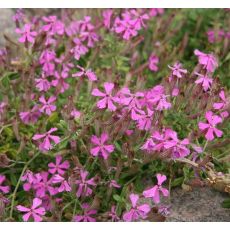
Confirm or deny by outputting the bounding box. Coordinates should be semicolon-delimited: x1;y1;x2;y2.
168;187;230;222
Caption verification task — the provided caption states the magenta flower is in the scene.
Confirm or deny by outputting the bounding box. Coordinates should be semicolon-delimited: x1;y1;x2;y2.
73;203;97;222
148;54;159;72
32;127;60;152
194;49;218;73
21;170;36;192
213;90;229;110
39;95;56;115
136;108;154;131
35;73;51;92
0;175;10;194
75;170;96;198
195;72;213;91
72;65;97;82
71;38;88;60
70;109;81;119
144;85;171;111
42;16;65;35
123;194;150;222
20;105;41;124
15;24;37;43
90;133;114;159
143;174;169;204
168;62;187;80
103;9;113;29
108;205;120;222
16;198;46;222
163;130;190;158
48;155;69;175
39;50;56;76
92;82;118;111
198;111;223;141
149;8;164;17
114;16;138;40
52;71;70;93
52;174;71;193
80;30;99;48
109;180;121;189
33;172;57;198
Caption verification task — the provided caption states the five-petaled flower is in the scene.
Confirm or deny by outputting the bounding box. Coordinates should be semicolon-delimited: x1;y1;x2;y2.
73;203;97;222
72;65;97;81
39;95;56;115
90;133;115;159
92;82;118;111
143;174;169;204
194;49;218;73
168;62;187;80
123;193;150;222
15;24;37;44
195;72;213;91
48;155;70;175
16;198;46;222
198;111;223;141
75;170;96;197
32;127;60;152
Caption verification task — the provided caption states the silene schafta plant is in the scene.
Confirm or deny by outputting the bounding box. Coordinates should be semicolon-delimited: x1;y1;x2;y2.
0;8;229;222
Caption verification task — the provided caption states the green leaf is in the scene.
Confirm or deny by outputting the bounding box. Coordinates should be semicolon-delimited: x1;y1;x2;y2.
221;198;230;209
113;194;121;202
171;177;184;187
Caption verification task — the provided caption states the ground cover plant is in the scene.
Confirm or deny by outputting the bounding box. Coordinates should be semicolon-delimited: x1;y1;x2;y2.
0;8;229;222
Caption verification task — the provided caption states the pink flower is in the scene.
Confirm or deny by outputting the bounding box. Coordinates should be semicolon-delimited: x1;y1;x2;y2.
16;198;46;222
32;127;60;152
163;130;190;158
90;133;114;159
195;72;213;91
39;50;56;75
168;62;187;80
103;9;113;29
33;172;57;198
48;155;70;175
123;194;150;222
70;109;81;119
149;8;164;17
39;95;56;115
198;111;223;141
148;54;159;72
15;24;37;43
42;16;65;35
0;175;10;194
35;73;51;92
71;38;88;60
52;174;71;193
75;170;96;198
92;82;118;111
108;205;120;222
20;105;41;124
207;30;225;43
143;174;169;204
52;71;70;93
80;30;99;48
72;65;97;81
21;170;36;192
213;90;229;110
136;108;154;130
194;49;218;73
109;180;121;189
114;15;138;40
73;203;97;222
